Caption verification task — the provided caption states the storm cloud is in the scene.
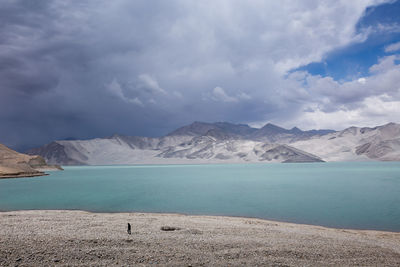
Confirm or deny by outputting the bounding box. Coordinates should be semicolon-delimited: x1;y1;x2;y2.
1;0;399;150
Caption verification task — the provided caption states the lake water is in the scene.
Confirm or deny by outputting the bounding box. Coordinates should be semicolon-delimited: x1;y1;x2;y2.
1;162;400;231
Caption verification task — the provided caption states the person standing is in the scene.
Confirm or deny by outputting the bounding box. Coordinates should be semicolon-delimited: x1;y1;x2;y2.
127;223;131;235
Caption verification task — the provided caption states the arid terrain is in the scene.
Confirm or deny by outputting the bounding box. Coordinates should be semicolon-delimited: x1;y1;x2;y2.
27;122;400;165
1;210;399;266
0;143;61;179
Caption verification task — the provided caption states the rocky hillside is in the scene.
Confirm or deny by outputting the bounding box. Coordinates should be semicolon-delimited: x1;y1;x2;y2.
27;122;327;165
291;122;400;161
26;121;400;165
167;121;334;142
0;143;62;178
27;135;323;165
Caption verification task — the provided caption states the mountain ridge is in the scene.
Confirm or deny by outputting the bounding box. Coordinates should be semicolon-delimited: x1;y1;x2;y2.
26;122;400;165
290;122;400;162
167;121;334;142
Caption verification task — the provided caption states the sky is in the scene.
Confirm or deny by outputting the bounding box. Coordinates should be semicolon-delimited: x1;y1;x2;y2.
1;0;400;151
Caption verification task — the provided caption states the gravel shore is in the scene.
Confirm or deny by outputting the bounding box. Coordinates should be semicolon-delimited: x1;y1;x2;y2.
1;210;399;266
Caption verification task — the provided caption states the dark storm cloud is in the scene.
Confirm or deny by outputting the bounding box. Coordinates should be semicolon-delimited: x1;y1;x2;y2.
0;0;397;149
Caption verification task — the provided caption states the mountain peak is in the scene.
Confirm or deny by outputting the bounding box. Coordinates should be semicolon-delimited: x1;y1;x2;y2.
167;121;216;136
167;121;257;137
110;133;123;139
260;123;288;132
192;121;210;126
290;127;303;133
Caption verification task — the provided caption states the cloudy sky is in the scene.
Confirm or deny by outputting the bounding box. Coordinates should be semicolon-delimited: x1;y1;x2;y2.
1;0;400;150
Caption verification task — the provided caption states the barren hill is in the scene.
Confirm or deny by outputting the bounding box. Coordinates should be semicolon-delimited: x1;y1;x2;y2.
0;143;62;178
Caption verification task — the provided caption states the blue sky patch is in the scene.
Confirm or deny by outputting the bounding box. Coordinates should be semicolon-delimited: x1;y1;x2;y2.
296;0;400;81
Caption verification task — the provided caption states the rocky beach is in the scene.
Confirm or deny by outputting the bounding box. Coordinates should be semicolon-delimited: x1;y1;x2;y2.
1;210;399;266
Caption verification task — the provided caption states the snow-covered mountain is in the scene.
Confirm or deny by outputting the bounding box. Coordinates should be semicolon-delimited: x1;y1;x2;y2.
26;122;400;165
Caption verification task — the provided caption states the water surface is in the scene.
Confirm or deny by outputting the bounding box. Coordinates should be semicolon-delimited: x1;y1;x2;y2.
1;162;399;231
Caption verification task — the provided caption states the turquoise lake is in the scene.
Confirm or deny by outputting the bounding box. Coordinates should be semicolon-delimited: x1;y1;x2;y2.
1;162;400;231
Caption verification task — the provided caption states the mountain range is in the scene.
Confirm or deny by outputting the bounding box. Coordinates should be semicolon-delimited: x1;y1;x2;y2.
26;122;400;165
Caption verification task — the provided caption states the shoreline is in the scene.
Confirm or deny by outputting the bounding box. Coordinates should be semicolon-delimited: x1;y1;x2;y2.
0;172;48;179
58;160;392;167
2;208;399;233
0;165;62;179
1;210;399;266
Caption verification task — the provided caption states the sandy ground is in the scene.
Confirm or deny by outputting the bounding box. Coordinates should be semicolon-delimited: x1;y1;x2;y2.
1;210;400;266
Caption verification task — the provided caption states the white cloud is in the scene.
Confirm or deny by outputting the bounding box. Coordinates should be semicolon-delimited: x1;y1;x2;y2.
212;86;238;102
138;74;166;95
107;75;169;106
210;87;252;103
274;54;400;130
282;55;400;105
369;55;399;73
358;23;400;43
358;77;366;84
107;79;125;100
290;94;400;130
238;92;252;100
385;41;400;53
107;79;144;106
130;97;144;106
